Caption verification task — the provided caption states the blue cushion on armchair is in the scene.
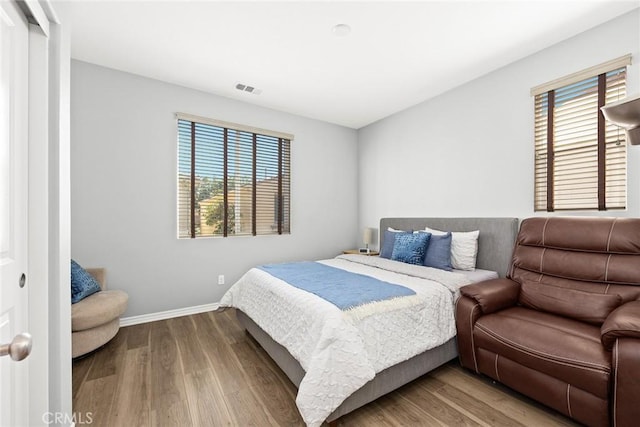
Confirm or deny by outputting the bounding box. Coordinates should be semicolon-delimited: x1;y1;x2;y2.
71;259;102;304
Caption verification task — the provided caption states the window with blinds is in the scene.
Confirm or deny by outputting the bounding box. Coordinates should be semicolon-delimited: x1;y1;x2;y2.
177;115;291;238
533;59;628;212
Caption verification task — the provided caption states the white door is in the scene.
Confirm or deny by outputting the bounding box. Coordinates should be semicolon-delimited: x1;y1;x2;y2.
0;1;31;426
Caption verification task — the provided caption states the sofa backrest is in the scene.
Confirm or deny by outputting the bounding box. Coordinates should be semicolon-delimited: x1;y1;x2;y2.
509;217;640;306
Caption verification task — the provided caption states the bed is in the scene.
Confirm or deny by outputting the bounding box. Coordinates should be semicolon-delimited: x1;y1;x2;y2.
220;217;519;426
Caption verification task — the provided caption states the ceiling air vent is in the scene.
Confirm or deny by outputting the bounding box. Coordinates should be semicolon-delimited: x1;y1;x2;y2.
235;83;262;95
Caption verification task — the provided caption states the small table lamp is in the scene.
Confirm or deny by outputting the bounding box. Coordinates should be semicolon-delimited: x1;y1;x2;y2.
363;227;374;254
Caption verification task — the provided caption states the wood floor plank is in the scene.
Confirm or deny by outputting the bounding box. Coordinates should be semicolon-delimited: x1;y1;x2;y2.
108;347;151;427
371;392;446;426
231;340;303;426
210;308;246;344
167;315;209;374
183;368;235;427
397;380;484;427
150;399;192;427
73;376;117;427
149;320;193;426
247;334;299;402
192;312;247;394
223;386;278;426
85;326;128;380
72;355;94;399
231;338;281;386
125;321;150;349
413;372;523;427
337;401;399;427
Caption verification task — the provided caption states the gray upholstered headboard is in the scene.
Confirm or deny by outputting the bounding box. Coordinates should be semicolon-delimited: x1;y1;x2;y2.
380;217;519;278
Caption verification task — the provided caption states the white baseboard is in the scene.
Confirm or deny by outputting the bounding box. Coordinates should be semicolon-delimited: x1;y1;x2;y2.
119;302;221;327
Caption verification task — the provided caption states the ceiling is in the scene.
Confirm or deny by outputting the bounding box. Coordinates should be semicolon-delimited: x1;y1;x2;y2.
62;0;640;129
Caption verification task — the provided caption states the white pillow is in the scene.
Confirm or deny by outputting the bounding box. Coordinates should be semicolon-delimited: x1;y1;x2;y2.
424;227;479;271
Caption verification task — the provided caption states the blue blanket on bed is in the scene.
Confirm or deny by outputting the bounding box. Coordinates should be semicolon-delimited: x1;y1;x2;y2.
258;261;415;310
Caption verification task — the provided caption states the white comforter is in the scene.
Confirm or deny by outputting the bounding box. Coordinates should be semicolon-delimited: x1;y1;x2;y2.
219;255;471;427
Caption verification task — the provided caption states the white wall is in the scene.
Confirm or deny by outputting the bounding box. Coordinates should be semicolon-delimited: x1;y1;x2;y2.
358;9;640;241
72;10;639;317
71;61;358;317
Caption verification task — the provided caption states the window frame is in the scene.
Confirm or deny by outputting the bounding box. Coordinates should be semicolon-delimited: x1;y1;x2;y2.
176;113;292;239
531;56;630;212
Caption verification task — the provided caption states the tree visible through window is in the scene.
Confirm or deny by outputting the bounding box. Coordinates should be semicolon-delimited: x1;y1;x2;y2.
533;60;628;212
177;115;291;238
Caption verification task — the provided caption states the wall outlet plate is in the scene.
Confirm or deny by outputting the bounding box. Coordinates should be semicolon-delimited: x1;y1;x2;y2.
218;275;225;285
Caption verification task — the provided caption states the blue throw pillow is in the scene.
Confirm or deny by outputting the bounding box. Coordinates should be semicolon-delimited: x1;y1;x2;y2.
71;259;102;304
422;231;453;271
380;229;412;259
391;232;431;265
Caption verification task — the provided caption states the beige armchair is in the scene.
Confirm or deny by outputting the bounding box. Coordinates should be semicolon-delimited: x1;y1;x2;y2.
71;268;128;358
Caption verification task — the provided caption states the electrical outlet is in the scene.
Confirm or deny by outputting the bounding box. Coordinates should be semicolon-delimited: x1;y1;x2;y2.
218;275;225;285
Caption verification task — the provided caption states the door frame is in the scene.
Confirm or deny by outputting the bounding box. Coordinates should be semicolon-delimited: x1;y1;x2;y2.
20;0;72;424
28;14;51;424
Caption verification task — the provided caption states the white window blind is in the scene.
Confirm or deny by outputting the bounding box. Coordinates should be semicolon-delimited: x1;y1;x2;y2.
177;117;291;238
533;65;627;212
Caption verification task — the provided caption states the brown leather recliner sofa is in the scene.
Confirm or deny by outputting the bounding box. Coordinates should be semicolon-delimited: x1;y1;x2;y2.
456;217;640;427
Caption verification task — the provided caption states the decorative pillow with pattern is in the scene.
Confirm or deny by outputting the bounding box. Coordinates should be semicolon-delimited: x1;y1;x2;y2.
391;232;431;265
71;259;102;304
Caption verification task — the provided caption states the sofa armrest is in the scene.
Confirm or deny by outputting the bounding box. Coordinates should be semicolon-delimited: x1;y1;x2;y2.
612;338;640;425
459;278;520;315
455;295;483;372
85;268;106;290
456;278;520;372
601;300;640;350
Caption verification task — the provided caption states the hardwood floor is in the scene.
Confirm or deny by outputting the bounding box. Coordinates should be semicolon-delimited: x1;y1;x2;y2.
73;309;579;426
